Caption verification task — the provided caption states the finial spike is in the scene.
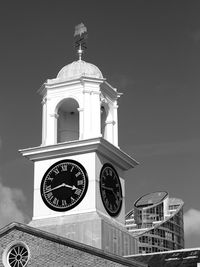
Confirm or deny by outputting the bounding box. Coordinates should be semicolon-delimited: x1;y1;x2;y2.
74;23;88;60
78;44;83;61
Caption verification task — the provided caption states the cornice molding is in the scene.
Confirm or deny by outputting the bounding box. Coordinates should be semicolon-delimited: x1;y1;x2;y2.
101;81;122;101
38;76;106;96
19;137;138;170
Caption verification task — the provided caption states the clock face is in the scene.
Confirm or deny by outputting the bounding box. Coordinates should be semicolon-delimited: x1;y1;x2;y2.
40;159;88;212
99;163;122;217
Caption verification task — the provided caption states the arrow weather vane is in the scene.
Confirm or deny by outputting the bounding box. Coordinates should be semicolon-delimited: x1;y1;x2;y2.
74;23;88;60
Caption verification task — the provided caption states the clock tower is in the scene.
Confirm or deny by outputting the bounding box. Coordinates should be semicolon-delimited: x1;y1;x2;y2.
20;24;138;256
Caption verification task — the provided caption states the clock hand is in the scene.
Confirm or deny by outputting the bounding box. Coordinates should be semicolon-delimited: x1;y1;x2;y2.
45;183;65;193
101;185;114;191
45;183;79;194
101;185;119;199
63;184;78;190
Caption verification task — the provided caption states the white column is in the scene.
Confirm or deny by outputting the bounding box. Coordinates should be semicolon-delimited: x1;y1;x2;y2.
91;91;101;138
45;100;58;145
41;97;47;146
113;103;119;147
83;89;91;139
54;113;59;144
78;107;84;140
105;120;115;145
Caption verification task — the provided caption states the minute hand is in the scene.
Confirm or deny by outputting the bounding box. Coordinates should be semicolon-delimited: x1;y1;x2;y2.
63;184;78;190
101;185;118;199
45;183;65;193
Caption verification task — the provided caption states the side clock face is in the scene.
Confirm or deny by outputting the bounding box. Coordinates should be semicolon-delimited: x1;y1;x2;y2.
40;159;88;212
99;163;122;217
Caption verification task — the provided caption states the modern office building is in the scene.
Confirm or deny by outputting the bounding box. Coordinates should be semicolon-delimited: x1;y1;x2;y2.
125;191;184;254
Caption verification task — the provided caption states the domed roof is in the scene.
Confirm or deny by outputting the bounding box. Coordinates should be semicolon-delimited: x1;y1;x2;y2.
57;60;103;80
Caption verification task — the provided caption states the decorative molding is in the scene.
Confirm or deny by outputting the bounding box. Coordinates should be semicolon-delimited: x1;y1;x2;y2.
106;120;116;125
82;89;101;95
101;81;122;101
45;76;105;89
50;113;59;119
113;104;119;109
19;137;139;170
100;93;108;104
41;98;47;105
80;77;85;86
91;91;101;95
82;89;91;94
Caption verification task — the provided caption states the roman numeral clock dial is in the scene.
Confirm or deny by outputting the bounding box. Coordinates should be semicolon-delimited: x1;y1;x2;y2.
99;163;122;217
40;159;88;212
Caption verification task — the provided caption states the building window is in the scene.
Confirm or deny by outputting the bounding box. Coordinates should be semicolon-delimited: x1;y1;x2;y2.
3;243;29;267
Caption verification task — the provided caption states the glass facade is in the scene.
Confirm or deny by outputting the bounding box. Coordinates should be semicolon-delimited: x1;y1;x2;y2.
125;192;184;254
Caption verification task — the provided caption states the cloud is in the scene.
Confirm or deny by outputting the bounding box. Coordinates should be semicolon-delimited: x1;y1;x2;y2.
184;209;200;248
0;135;30;228
0;181;29;228
184;209;200;235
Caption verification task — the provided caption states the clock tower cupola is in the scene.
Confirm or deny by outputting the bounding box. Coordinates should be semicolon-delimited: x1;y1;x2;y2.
41;57;119;148
20;24;138;256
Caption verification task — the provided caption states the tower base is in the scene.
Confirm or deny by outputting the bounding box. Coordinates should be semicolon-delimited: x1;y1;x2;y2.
29;211;138;256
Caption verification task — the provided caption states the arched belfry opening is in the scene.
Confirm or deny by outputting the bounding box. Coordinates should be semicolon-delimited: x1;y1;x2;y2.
57;98;79;143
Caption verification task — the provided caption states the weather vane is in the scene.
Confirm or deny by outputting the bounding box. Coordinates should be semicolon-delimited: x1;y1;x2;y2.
74;23;88;60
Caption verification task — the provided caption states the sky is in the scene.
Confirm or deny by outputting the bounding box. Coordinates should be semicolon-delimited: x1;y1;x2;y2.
0;0;200;249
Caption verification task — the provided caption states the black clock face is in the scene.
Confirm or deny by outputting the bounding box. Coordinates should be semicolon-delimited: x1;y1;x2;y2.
40;159;88;212
99;163;122;217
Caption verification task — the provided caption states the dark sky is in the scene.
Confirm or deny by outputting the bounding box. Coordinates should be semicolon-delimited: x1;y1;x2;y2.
0;0;200;248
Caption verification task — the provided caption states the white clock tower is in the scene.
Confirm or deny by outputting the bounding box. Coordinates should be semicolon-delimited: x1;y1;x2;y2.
20;24;138;256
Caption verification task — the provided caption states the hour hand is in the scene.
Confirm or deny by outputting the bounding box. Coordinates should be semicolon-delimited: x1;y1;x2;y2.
63;184;78;190
101;185;118;199
101;185;114;191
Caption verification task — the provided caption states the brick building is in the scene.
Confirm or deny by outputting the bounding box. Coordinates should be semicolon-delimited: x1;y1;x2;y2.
0;222;145;267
